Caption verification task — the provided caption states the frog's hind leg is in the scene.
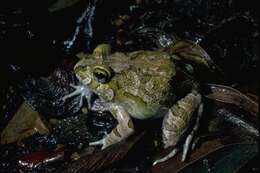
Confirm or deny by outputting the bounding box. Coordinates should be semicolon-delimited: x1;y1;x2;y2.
89;105;134;149
166;40;222;73
153;90;202;165
182;103;203;161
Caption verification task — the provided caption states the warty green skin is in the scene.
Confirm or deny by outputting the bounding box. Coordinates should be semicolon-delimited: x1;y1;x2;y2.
68;40;213;164
75;49;177;120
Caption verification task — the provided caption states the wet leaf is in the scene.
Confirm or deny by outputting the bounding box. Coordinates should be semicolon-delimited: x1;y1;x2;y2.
177;143;258;173
48;0;83;13
18;145;64;169
57;132;145;173
205;84;258;116
152;137;227;173
209;108;259;140
19;68;81;117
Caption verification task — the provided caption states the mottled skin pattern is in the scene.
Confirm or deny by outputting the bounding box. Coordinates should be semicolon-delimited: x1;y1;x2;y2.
76;50;175;119
63;40;213;165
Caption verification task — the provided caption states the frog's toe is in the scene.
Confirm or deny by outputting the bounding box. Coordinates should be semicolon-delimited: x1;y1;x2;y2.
89;138;105;147
154;123;199;166
182;103;203;161
153;135;193;166
153;148;180;166
61;84;82;101
181;132;194;161
61;94;74;102
89;137;114;150
153;129;196;166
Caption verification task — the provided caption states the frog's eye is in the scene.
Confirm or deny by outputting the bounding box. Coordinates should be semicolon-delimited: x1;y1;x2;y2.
93;65;113;83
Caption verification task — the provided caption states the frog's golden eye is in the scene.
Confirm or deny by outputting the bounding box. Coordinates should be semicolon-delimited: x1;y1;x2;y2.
93;65;113;83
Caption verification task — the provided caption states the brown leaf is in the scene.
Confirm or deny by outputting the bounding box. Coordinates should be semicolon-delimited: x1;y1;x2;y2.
58;131;145;173
0;102;49;144
151;136;237;173
205;84;258;116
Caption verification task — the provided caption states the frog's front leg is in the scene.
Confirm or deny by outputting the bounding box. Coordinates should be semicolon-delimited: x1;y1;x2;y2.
89;105;134;149
153;89;203;165
61;84;92;108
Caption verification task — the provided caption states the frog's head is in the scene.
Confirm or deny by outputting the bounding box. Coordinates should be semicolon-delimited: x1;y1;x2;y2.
74;58;116;102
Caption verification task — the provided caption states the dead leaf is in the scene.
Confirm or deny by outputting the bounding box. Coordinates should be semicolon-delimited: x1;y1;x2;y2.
0;102;49;144
151;136;239;173
57;131;145;173
177;143;258;173
205;84;258;116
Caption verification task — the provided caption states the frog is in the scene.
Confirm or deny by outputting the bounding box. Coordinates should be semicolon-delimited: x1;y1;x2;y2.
62;40;216;165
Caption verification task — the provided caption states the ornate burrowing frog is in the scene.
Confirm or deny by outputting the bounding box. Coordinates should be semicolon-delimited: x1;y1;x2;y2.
62;40;216;165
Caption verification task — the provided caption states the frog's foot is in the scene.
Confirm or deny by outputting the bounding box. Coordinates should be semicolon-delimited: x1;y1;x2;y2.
61;84;92;108
61;84;84;101
89;131;123;150
89;138;108;150
89;105;134;150
153;113;201;166
181;103;203;161
153;148;179;166
153;91;203;166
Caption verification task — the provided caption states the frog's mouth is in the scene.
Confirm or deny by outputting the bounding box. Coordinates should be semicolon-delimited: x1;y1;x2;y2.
78;84;110;112
61;81;111;112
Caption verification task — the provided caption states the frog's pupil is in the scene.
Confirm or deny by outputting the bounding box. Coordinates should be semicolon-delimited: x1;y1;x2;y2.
94;71;108;83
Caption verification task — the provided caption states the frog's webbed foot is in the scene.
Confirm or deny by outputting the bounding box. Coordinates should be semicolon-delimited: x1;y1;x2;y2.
89;105;134;149
61;84;92;109
153;90;203;166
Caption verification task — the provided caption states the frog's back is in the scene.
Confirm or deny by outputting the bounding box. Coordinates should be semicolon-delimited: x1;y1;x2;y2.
108;50;176;119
